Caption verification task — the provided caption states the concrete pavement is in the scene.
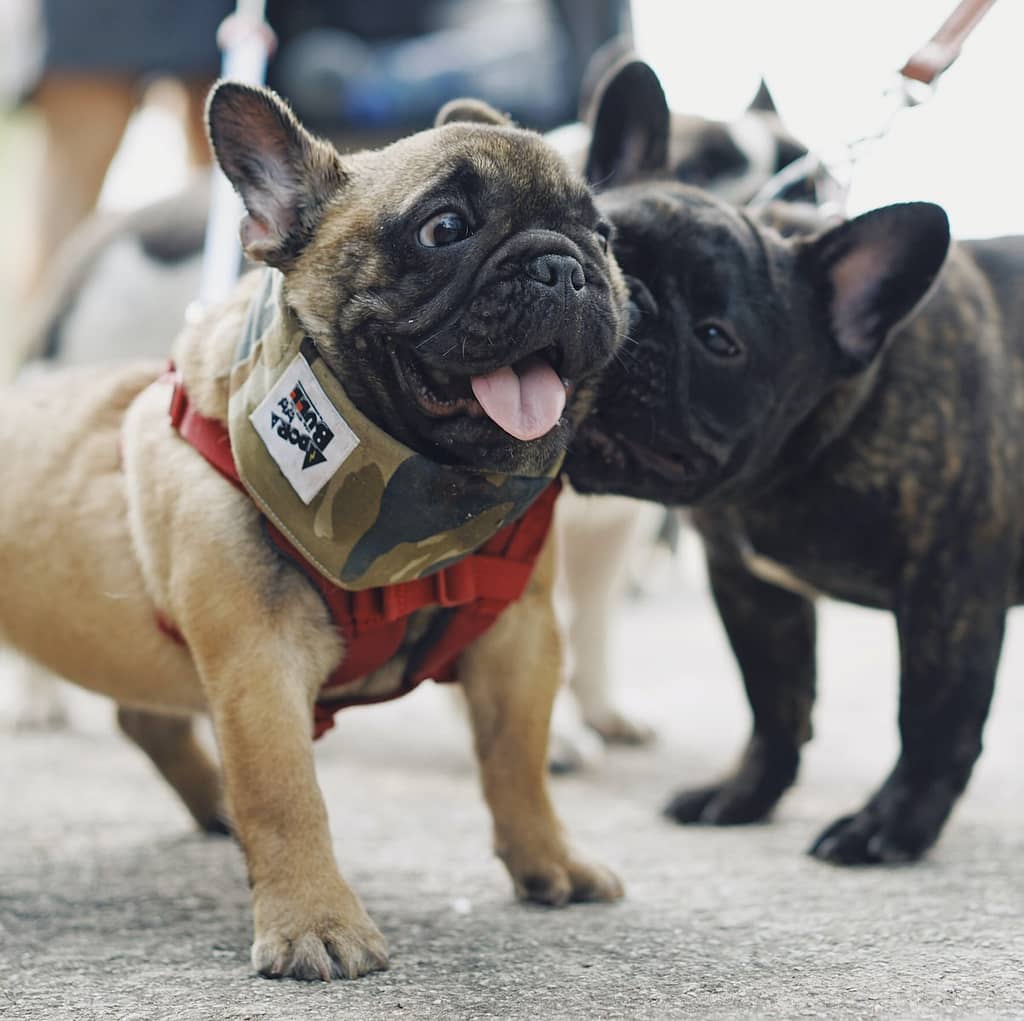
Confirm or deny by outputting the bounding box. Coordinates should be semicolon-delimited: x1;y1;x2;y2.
2;576;1023;1020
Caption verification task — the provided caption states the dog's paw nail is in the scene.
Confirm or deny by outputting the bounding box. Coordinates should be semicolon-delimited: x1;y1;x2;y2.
518;871;572;907
515;855;623;906
809;814;904;865
326;935;390;980
572;862;624;903
865;835;887;859
290;935;335;982
253;918;389;981
809;834;838;860
664;786;720;824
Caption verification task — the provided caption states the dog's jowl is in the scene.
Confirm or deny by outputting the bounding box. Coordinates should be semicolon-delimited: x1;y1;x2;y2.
568;181;1022;865
0;83;627;980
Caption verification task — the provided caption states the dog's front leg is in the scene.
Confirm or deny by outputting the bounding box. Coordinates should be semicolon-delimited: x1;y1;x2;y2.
202;643;389;980
665;532;815;825
810;545;1008;865
561;495;656;746
174;559;389;981
458;539;623;906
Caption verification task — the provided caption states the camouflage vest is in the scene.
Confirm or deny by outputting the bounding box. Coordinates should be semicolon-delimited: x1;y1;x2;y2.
226;270;563;590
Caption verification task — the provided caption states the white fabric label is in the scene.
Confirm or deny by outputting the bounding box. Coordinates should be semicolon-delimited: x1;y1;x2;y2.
249;353;360;504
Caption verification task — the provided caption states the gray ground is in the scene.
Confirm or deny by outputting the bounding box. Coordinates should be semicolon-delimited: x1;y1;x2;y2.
2;570;1022;1020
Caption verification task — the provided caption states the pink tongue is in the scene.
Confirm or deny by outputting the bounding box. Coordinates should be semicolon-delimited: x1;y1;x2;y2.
470;355;567;441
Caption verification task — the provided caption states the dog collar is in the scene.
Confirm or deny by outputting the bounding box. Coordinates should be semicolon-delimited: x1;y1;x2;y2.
225;270;562;590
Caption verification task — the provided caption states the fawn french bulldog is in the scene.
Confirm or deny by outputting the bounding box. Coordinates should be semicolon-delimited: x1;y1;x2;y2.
0;82;628;979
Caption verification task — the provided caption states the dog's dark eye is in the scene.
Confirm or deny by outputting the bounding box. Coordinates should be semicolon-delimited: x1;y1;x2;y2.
418;210;470;247
595;221;612;253
695;321;741;359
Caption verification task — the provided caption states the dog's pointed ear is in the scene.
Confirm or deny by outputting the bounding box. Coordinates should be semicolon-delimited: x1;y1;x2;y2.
748;78;778;114
584;57;669;188
435;99;510;127
206;81;346;267
801;202;950;373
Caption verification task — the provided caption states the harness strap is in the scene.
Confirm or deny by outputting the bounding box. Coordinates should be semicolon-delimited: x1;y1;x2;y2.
168;372;541;610
169;376;243;492
162;370;559;738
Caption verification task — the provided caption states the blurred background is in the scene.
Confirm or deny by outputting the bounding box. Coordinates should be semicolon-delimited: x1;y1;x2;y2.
0;0;629;377
633;0;1020;232
0;0;1019;378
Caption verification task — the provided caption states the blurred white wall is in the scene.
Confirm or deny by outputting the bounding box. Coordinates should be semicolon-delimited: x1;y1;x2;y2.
633;0;1019;238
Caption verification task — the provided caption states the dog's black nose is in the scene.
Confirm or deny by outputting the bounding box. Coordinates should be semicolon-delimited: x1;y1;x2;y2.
526;254;586;292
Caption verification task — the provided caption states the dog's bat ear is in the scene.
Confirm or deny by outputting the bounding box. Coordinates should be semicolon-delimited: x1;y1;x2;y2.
206;81;346;268
800;202;951;374
748;78;778;114
435;99;510;127
584;57;669;188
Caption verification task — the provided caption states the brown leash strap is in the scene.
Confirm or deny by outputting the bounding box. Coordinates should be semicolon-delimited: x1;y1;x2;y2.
901;0;998;85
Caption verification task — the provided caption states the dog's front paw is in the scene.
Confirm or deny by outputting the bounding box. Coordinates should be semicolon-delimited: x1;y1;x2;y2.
809;807;939;866
505;848;624;907
664;783;760;825
664;778;782;825
252;892;389;981
809;811;922;865
665;739;798;825
809;772;957;865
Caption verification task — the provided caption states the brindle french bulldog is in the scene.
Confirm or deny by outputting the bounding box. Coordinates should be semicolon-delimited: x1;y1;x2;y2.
564;180;1023;865
0;82;627;980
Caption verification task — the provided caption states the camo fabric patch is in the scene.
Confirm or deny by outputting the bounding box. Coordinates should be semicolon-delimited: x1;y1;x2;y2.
227;270;562;590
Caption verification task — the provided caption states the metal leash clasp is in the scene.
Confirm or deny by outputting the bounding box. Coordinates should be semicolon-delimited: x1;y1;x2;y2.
748;0;997;214
748;72;937;215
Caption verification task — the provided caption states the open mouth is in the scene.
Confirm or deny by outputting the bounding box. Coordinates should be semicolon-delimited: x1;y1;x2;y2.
391;346;574;443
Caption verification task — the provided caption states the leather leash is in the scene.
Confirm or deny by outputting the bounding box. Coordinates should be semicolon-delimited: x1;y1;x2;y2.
749;0;1000;210
901;0;998;85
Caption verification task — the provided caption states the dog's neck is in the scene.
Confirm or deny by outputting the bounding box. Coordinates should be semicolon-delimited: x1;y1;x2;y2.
747;364;881;500
685;360;882;513
173;269;563;590
171;270;264;425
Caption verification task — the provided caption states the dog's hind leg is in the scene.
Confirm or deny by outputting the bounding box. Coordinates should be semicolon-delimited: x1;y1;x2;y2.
117;707;228;834
665;535;815;826
557;490;656;747
459;537;623;907
810;545;1007;865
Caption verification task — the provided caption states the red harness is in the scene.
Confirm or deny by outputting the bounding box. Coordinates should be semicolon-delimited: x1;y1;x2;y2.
164;376;558;738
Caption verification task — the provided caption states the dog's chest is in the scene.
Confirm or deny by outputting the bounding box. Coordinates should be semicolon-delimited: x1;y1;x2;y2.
318;609;440;705
711;502;899;611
